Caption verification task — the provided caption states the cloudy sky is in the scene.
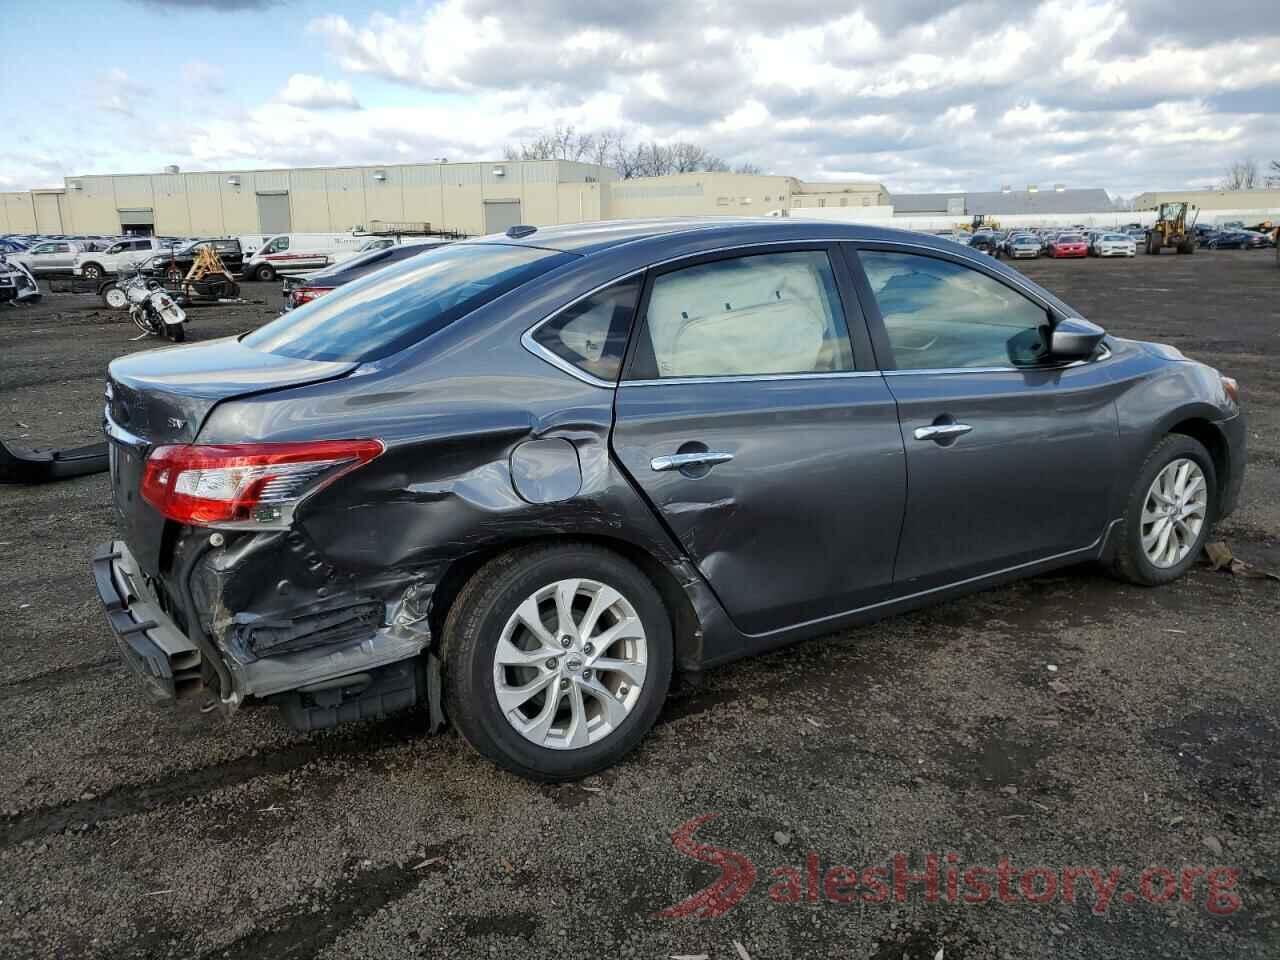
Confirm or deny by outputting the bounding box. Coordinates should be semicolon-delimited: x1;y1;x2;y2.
4;0;1279;199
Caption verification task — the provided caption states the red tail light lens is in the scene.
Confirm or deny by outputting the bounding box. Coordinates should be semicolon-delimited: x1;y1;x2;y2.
291;286;332;307
141;439;383;528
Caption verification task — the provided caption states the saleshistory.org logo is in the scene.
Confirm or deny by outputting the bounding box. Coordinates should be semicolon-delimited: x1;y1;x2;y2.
656;815;1243;919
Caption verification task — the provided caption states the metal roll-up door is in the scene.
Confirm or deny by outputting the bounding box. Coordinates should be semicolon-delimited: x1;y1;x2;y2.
256;192;292;234
483;200;522;234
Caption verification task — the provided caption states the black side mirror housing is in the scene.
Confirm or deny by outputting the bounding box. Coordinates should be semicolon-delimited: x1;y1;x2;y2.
1049;316;1106;361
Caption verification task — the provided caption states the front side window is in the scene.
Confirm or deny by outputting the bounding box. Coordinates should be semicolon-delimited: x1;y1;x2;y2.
532;276;640;382
32;244;54;254
267;237;289;253
628;250;854;379
859;251;1049;370
106;243;124;255
244;242;573;362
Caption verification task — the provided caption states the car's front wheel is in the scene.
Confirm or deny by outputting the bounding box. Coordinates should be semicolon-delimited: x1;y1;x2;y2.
1109;435;1216;586
443;543;672;781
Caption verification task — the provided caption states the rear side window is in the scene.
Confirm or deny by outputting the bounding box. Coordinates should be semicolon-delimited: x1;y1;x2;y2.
531;277;640;383
244;242;574;362
627;250;854;379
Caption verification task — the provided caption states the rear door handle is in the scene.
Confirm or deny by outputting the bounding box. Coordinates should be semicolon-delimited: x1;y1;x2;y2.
914;423;973;441
650;451;734;472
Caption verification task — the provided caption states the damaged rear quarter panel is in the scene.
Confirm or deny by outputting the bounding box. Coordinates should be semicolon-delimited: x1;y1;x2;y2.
193;257;703;659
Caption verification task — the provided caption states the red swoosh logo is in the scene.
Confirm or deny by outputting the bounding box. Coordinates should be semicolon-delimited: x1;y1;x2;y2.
656;814;756;919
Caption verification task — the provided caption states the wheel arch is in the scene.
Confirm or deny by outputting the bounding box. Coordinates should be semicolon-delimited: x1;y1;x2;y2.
428;534;705;673
1166;416;1231;517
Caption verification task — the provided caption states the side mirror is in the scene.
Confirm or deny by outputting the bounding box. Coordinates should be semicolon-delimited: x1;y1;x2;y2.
1049;316;1106;361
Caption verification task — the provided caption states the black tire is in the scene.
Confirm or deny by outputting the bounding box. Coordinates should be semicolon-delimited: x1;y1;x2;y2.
1107;435;1217;586
442;543;673;781
81;263;103;280
254;263;276;282
101;283;127;310
166;322;186;343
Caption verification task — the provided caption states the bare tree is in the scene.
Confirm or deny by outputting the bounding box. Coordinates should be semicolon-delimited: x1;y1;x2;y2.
1220;158;1259;190
508;126;751;179
504;123;596;162
733;161;764;175
1269;159;1280;187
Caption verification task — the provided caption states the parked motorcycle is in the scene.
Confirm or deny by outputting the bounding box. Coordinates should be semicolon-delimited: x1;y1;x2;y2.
102;269;188;342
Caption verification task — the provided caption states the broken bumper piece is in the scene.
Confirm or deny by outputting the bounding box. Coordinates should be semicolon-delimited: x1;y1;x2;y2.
2;439;108;484
91;540;433;730
91;541;203;701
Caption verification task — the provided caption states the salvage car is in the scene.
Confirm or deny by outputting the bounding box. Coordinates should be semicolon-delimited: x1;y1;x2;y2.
1049;233;1089;258
95;219;1246;781
1092;233;1137;258
10;239;83;274
0;253;40;303
1006;235;1042;259
281;241;448;311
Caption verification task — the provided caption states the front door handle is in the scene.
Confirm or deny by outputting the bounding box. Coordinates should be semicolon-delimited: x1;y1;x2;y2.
650;451;734;472
914;423;973;441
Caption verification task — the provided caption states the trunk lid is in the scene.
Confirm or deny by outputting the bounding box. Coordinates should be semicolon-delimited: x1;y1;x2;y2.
106;336;357;574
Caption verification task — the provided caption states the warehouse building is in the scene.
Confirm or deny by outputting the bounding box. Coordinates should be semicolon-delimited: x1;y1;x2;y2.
891;186;1116;217
7;159;1278;238
1133;187;1280;212
0;161;888;237
0;160;613;238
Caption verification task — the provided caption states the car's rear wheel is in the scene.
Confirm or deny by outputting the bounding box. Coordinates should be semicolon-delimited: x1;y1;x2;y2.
254;263;276;282
1108;435;1216;586
82;263;103;280
442;543;672;781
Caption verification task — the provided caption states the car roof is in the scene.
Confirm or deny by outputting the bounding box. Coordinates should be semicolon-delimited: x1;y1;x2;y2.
471;216;1005;259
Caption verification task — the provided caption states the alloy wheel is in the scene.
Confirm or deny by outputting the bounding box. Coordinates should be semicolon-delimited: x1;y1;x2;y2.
492;578;648;750
1141;458;1208;568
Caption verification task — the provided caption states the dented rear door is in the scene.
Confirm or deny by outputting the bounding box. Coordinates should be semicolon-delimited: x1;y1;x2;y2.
610;244;906;636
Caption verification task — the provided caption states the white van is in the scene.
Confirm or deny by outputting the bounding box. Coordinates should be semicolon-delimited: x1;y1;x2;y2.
243;233;365;281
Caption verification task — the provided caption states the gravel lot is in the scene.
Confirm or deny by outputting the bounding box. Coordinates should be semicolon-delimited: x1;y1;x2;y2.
1;251;1277;959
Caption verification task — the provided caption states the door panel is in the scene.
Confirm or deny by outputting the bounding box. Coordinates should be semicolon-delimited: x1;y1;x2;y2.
884;367;1120;588
847;244;1122;589
613;377;907;635
611;245;905;637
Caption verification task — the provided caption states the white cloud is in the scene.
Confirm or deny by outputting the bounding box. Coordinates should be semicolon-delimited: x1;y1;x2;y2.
276;73;361;110
8;0;1280;197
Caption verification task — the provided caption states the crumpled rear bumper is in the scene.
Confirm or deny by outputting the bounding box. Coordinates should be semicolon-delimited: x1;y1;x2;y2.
91;541;204;701
91;538;436;730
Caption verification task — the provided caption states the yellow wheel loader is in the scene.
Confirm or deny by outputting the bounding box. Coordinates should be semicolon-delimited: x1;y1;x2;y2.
1145;202;1198;255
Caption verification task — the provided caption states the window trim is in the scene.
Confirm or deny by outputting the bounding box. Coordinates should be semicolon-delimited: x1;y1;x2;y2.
843;241;1107;374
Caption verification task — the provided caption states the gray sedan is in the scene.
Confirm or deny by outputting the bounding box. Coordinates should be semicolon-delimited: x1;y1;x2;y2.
96;218;1246;780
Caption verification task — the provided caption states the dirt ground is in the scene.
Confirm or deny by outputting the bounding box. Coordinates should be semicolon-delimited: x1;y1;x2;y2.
0;250;1277;960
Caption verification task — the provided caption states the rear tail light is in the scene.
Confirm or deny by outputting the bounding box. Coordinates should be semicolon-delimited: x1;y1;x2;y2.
141;439;383;528
290;286;332;307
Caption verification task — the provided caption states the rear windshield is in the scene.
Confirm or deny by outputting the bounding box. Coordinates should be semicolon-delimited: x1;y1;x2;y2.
243;242;574;362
